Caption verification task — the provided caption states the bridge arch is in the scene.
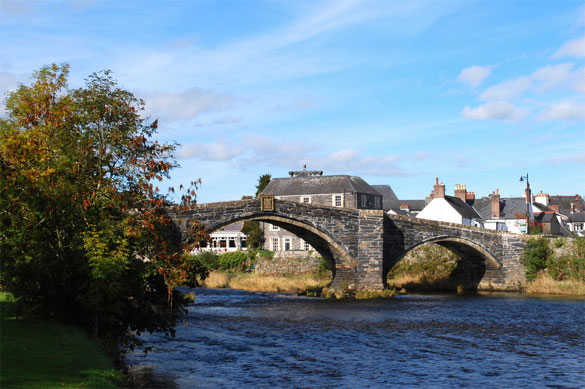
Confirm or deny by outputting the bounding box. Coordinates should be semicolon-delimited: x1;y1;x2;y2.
387;235;502;290
203;213;356;275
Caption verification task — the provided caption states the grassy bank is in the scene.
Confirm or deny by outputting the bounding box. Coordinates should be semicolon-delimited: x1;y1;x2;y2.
523;274;585;295
202;271;397;298
203;271;331;294
0;292;125;388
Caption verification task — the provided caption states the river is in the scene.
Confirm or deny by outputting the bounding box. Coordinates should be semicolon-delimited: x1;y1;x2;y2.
125;288;585;388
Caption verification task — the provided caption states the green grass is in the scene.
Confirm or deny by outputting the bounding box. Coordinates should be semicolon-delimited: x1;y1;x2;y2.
0;292;125;388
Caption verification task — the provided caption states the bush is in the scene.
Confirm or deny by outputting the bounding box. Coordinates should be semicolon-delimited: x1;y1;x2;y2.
195;251;220;270
546;237;585;282
218;251;248;271
521;237;551;281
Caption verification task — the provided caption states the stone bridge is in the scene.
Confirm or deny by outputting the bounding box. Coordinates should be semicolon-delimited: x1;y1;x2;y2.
173;198;529;291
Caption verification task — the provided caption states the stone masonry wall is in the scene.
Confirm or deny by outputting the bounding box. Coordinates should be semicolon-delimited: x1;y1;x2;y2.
255;251;321;275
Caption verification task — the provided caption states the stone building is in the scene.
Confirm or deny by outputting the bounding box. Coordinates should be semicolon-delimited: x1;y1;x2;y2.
260;169;383;256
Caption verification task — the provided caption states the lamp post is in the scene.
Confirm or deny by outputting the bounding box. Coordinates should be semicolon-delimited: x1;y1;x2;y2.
519;173;530;234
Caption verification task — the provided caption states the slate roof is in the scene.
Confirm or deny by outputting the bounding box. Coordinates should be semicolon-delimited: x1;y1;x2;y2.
474;197;532;220
371;185;398;208
262;175;381;196
534;213;556;223
444;195;482;219
386;199;426;212
217;222;244;232
568;212;585;223
548;195;585;215
388;209;416;217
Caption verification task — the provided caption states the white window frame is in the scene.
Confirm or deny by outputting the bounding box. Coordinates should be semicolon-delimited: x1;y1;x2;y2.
271;224;280;231
283;237;292;251
301;239;311;251
271;238;279;251
301;196;311;204
333;194;343;207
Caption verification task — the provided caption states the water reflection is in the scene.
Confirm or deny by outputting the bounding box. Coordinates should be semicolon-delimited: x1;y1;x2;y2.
126;289;585;388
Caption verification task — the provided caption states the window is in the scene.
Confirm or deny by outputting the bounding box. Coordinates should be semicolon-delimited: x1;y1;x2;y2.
271;238;279;251
361;195;367;208
284;237;291;251
302;240;311;251
301;196;311;203
333;195;342;207
271;224;280;231
375;197;381;209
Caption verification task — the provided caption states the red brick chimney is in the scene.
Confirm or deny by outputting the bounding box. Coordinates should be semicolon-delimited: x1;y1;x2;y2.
575;195;581;212
571;203;575;214
433;177;445;199
465;191;475;205
400;203;410;211
454;184;466;201
491;189;501;218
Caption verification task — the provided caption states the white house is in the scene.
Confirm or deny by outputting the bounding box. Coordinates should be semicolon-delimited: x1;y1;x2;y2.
197;222;247;253
416;180;482;226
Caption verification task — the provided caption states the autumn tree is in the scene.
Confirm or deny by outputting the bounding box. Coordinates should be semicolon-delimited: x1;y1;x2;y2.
0;64;206;347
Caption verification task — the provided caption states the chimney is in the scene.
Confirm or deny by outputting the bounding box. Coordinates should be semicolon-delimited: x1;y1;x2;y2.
524;182;531;204
575;195;581;212
466;191;475;205
571;203;575;214
400;203;410;211
491;189;501;218
433;177;445;199
534;191;549;206
454;184;467;201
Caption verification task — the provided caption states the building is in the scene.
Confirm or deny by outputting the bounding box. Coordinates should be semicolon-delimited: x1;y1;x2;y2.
261;169;383;255
197;222;247;253
567;212;585;236
416;179;482;226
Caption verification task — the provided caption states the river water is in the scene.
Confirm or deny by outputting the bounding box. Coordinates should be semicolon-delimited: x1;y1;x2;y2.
125;288;585;388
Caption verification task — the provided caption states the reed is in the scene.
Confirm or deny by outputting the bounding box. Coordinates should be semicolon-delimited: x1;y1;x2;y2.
202;271;331;294
524;273;585;296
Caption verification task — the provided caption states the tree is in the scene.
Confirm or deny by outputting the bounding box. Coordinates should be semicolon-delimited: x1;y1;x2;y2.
241;174;271;250
0;64;206;347
255;173;271;198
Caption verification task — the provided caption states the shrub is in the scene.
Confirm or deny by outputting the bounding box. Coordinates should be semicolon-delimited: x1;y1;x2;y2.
195;251;220;270
521;237;551;281
218;251;248;271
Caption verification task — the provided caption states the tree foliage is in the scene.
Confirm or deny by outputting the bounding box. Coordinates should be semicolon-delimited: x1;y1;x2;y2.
0;64;206;347
255;173;271;198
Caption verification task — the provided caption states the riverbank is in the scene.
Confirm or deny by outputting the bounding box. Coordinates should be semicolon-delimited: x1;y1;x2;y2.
0;292;126;388
203;270;331;295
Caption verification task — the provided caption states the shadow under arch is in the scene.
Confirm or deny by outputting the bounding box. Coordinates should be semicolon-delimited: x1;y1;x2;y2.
387;236;502;291
205;214;357;279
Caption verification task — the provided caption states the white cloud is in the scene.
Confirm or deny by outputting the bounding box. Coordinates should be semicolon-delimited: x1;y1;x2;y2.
141;87;235;122
548;153;585;165
479;63;580;100
538;101;585;121
462;101;526;120
457;65;493;88
178;133;412;176
178;141;244;161
553;35;585;58
480;76;532;100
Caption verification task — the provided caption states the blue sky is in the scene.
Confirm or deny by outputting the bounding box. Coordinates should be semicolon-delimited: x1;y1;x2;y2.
1;0;584;203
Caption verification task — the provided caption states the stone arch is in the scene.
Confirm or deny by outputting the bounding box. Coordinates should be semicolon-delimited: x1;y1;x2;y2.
205;213;356;277
387;236;502;291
